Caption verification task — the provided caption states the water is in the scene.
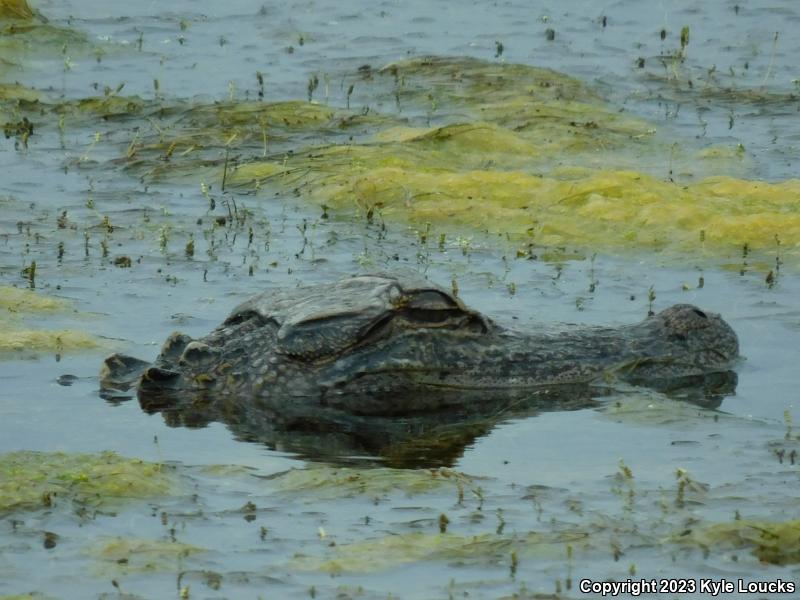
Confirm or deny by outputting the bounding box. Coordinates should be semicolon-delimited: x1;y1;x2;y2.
1;1;799;598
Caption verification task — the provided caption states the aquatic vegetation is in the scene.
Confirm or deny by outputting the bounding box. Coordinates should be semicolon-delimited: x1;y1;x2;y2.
641;63;800;108
0;286;68;312
599;392;731;426
70;95;150;120
0;327;100;353
0;0;35;21
0;6;88;55
222;58;800;263
290;529;589;574
90;537;206;574
377;55;600;112
0;451;173;513
271;465;476;501
291;532;491;573
0;287;100;354
30;54;790;264
184;99;338;130
370;56;655;160
0;83;41;130
121;98;402;184
678;519;800;565
233;143;800;260
0;82;40;103
136;57;656;182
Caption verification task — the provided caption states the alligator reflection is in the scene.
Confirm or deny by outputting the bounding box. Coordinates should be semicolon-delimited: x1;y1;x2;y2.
127;372;735;468
100;273;740;468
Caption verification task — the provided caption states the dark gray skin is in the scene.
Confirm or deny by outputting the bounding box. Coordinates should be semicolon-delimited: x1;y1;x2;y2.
101;274;738;467
102;271;738;408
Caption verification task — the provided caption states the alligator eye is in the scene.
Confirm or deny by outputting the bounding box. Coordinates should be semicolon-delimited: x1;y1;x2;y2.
224;310;261;326
403;308;453;324
223;311;277;330
692;309;707;319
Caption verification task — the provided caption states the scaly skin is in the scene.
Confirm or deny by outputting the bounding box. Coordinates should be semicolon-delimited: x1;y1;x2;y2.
100;272;740;417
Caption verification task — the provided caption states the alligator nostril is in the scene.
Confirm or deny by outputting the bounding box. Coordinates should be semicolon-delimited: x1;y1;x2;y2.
692;308;707;319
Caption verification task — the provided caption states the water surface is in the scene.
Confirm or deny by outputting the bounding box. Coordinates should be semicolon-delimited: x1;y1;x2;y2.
1;1;798;598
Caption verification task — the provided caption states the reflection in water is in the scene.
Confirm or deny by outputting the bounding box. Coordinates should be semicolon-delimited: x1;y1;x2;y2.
123;371;736;468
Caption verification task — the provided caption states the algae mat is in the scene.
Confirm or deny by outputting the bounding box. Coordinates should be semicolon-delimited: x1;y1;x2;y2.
0;451;173;513
0;287;100;355
6;46;799;263
173;57;798;263
232;152;800;260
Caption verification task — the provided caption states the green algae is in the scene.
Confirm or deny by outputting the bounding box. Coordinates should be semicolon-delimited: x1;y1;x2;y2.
0;286;68;312
185;99;338;129
678;519;800;565
384;121;543;170
0;82;41;127
133;57;648;184
70;95;149;120
233;145;800;260
0;327;100;353
378;55;600;112
271;465;476;501
290;529;590;574
373;55;655;162
0;287;101;355
222;58;800;263
118;98;402;184
642;67;800;108
0;0;35;21
290;532;489;573
0;18;88;58
0;451;173;513
0;82;40;103
58;94;332;126
90;537;206;574
599;392;731;426
23;54;799;264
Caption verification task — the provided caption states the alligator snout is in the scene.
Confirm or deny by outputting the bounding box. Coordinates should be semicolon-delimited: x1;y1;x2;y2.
99;273;741;415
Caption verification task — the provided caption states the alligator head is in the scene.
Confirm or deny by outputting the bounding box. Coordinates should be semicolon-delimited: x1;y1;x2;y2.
100;272;739;464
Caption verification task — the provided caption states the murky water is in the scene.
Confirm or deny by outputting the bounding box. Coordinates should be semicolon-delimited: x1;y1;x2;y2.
1;1;799;598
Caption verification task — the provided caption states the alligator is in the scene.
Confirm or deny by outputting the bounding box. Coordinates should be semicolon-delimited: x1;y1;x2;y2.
100;271;739;465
